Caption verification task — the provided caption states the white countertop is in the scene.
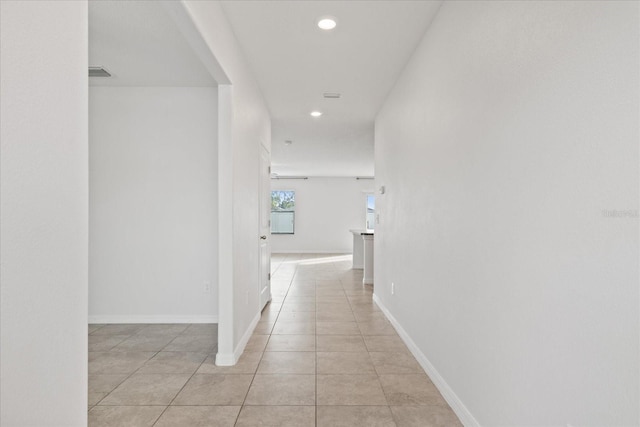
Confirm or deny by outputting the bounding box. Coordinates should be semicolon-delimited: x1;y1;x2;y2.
349;229;374;235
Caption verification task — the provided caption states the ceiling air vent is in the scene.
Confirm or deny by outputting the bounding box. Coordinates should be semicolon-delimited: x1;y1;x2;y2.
89;67;111;77
323;92;341;99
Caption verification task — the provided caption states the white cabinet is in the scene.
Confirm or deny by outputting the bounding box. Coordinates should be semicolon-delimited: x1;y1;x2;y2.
362;233;374;285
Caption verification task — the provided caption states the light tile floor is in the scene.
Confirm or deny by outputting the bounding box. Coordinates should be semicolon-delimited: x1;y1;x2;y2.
88;253;462;426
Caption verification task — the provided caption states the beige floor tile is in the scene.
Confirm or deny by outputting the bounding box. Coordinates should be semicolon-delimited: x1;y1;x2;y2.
289;279;315;287
286;288;316;297
254;321;275;334
317;335;367;352
316;311;356;322
370;352;424;374
154;406;240;427
354;311;389;323
364;335;407;352
260;310;280;323
244;374;315;405
316;288;346;295
279;302;316;312
88;335;129;352
89;351;156;375
136;351;207;374
264;300;283;310
181;324;218;336
89;374;129;395
317;374;387;405
88;392;108;407
245;335;270;352
390;405;462;426
357;320;398;336
100;374;190;405
283;296;316;304
172;374;253;406
88;406;165;427
317;352;376;374
347;295;377;304
257;351;315;374
112;334;175;352
87;374;128;407
197;352;262;374
88;324;106;334
136;324;189;336
344;288;373;297
163;335;216;352
265;335;316;352
236;406;315;427
316;279;342;286
316;296;350;304
276;311;316;322
317;405;397;426
351;302;382;312
315;303;353;313
317;308;356;320
272;321;316;335
291;279;316;289
379;374;448;406
316;321;361;335
316;289;346;297
90;324;146;336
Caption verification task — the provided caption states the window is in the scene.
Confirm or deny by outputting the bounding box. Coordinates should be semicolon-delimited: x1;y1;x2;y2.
366;194;375;230
271;190;295;234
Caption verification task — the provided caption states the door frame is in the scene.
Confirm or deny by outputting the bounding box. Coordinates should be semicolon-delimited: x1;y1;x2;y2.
258;142;272;311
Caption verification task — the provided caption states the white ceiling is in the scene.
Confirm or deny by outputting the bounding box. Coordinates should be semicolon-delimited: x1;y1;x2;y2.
89;1;441;176
89;1;215;87
221;1;442;177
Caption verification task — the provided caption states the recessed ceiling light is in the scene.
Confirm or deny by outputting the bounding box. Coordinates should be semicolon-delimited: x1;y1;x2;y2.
310;111;323;117
317;16;337;30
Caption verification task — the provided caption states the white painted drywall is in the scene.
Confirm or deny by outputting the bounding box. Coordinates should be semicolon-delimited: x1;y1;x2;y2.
271;178;375;253
181;1;272;363
89;86;218;323
375;1;639;425
0;1;88;425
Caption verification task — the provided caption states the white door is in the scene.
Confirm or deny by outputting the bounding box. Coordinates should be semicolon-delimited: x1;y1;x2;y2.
259;145;271;311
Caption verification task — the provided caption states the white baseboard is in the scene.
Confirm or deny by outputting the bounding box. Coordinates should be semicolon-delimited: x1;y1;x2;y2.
215;311;261;366
88;315;218;324
234;311;261;361
373;294;480;427
272;250;351;254
214;353;234;366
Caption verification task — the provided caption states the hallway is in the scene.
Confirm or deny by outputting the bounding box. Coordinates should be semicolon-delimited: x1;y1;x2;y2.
87;254;461;426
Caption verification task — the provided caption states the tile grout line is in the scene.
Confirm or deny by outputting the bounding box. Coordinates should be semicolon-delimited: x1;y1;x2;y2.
233;255;298;425
90;255;458;425
149;330;216;427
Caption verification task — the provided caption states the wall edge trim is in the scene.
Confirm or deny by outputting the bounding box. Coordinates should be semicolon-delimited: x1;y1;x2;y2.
373;293;480;427
215;310;261;366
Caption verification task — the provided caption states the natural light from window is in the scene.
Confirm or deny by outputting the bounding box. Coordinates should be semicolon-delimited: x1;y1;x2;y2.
271;190;295;234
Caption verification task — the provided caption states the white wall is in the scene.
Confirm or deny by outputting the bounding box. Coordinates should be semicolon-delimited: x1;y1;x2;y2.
182;1;272;363
89;86;218;323
271;178;375;253
375;1;639;426
0;1;88;425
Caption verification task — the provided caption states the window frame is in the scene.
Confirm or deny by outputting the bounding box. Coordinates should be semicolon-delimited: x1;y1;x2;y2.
271;190;296;235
